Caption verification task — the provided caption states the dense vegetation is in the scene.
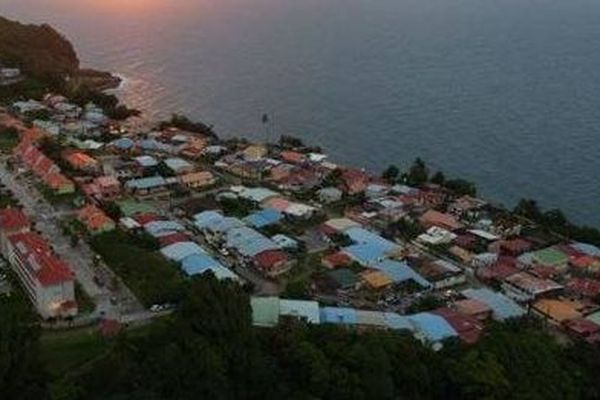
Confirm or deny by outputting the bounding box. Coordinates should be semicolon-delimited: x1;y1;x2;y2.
2;276;597;400
89;231;187;306
0;16;79;78
159;113;218;139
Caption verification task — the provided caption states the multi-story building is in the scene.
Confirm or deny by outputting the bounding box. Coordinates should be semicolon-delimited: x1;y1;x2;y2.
6;232;77;319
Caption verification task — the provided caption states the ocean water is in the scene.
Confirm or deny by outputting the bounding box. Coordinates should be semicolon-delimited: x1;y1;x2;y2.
3;0;600;226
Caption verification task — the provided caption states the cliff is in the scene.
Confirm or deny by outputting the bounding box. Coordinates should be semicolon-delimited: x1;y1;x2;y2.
0;16;80;77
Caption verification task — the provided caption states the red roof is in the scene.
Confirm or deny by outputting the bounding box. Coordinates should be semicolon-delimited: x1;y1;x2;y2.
280;151;306;164
134;213;162;226
564;318;600;340
253;250;288;270
476;260;519;283
419;210;463;231
322;252;352;268
566;278;600;298
9;232;74;286
498;238;532;255
0;208;29;230
158;232;190;247
433;307;483;344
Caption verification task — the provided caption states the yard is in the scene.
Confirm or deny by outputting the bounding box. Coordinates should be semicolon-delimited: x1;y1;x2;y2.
90;230;187;307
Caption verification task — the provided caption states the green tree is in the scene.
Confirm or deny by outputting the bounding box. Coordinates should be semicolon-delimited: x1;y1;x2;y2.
406;158;429;187
430;171;446;185
0;296;48;399
381;164;400;184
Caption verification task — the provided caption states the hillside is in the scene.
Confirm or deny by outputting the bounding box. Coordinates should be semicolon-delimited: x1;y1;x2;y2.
0;16;79;77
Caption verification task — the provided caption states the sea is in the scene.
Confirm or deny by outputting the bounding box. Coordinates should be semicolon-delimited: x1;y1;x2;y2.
2;0;600;226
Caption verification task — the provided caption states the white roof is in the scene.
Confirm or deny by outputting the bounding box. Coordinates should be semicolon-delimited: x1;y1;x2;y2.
468;229;500;241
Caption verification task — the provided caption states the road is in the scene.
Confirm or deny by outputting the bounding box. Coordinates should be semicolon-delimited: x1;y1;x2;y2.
0;158;144;321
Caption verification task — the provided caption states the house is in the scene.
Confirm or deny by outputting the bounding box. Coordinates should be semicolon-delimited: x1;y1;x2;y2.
77;205;115;235
417;226;457;245
432;307;483;344
462;288;525;321
164;157;194;175
318;187;343;204
6;232;77;319
177;171;216;189
452;298;492;321
502;272;563;302
180;253;238;280
325;269;359;291
419;210;463;231
134;155;159;171
271;234;299;250
361;270;393;290
125;176;171;196
253;249;292;277
244;209;283;229
416;260;466;290
407;313;458;348
83;176;121;201
565;278;600;299
243;144;268;161
490;238;533;256
45;173;75;194
532;298;583;325
63;151;99;172
526;247;570;271
563;318;600;343
280;150;306;164
0;208;30;255
371;259;432;289
321;251;352;269
340;169;370;195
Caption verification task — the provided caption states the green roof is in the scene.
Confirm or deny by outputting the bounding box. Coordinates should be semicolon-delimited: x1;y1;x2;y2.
532;247;568;266
251;297;280;327
328;268;358;289
117;199;157;217
587;311;600;326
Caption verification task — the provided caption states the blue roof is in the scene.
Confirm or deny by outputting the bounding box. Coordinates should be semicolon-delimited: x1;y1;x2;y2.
320;307;358;325
372;259;432;288
343;243;387;265
408;313;458;343
194;212;244;234
139;139;172;153
345;227;397;252
164;157;192;172
225;227;279;257
145;220;186;238
384;312;414;331
160;241;206;262
244;208;283;228
462;288;525;321
112;137;134;150
280;299;320;324
272;234;298;249
342;228;399;265
572;242;600;257
125;176;167;190
181;254;238;280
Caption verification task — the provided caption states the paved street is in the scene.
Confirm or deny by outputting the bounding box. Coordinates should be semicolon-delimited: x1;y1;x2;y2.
0;158;144;321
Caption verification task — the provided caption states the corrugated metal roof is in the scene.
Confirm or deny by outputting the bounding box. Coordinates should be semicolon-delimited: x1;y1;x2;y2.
462;288;525;321
251;297;280;327
384;312;414;331
280;299;320;324
181;254;237;280
225;227;279;257
244;208;283;228
125;176;167;190
160;241;206;262
320;307;358;325
372;259;431;288
408;313;458;343
145;220;186;237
